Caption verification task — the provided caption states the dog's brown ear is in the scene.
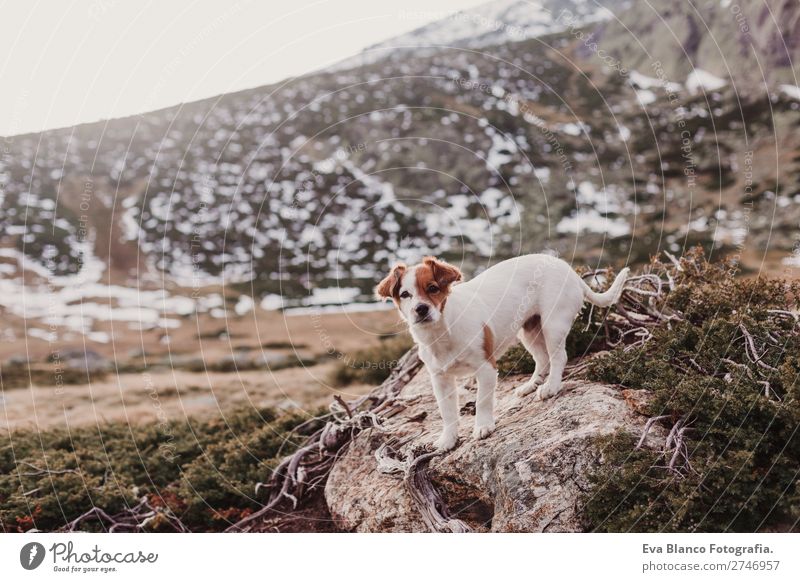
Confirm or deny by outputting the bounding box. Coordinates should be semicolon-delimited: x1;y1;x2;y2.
423;256;462;289
375;263;407;301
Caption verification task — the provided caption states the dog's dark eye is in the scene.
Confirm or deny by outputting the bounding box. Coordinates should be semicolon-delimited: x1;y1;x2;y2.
427;285;439;294
399;291;411;299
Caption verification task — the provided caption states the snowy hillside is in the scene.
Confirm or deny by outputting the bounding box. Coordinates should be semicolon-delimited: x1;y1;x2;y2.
1;0;800;345
332;0;625;70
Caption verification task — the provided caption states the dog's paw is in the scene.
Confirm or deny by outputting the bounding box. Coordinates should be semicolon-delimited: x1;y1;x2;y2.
534;382;561;401
472;422;495;440
435;432;459;452
515;381;537;397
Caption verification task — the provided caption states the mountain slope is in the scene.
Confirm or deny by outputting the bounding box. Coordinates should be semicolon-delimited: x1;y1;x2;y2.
333;0;627;70
595;0;800;89
1;0;800;345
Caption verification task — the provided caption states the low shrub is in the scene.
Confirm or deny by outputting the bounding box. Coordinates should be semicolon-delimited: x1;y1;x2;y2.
174;353;317;374
0;363;108;389
581;249;800;532
329;334;414;386
262;341;307;350
0;407;323;532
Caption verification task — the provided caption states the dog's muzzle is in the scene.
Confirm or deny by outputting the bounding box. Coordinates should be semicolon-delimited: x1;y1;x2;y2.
414;303;432;323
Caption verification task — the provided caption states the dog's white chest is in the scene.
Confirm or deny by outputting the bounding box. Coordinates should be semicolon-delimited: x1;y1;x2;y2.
419;342;478;376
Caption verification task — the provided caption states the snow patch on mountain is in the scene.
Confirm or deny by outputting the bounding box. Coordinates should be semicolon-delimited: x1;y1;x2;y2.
779;84;800;100
686;69;727;94
330;0;623;72
556;181;632;238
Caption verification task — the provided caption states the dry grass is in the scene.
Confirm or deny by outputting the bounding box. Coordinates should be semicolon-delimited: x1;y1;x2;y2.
0;308;404;433
1;362;375;432
0;304;403;363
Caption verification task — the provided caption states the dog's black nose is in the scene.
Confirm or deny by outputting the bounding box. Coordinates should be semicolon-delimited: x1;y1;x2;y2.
415;303;430;317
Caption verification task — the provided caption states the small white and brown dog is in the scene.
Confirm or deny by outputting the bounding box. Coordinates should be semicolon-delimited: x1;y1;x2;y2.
376;254;629;451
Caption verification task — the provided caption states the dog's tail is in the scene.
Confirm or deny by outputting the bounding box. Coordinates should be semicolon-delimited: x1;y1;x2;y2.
581;267;630;308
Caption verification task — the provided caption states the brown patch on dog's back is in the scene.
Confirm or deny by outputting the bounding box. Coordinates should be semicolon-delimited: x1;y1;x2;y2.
522;314;541;334
483;324;496;368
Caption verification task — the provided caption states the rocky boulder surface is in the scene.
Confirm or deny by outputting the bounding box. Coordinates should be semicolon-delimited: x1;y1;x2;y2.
325;371;658;532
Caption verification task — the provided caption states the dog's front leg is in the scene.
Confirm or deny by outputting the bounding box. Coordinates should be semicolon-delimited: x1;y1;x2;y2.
431;372;459;451
473;364;497;439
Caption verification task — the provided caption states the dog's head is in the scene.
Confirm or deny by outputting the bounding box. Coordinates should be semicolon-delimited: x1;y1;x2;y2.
375;256;463;326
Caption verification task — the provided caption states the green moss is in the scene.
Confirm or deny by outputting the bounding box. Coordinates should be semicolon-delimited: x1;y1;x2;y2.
0;407;323;532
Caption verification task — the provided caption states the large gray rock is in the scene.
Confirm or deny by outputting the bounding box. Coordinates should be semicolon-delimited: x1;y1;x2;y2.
325;371;657;532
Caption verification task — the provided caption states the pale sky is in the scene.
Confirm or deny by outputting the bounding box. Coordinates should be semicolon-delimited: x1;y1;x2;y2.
0;0;489;136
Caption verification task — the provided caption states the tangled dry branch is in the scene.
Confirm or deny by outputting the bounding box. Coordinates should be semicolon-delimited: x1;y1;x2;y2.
226;347;425;532
579;266;680;355
375;438;472;533
614;252;799;477
57;496;188;533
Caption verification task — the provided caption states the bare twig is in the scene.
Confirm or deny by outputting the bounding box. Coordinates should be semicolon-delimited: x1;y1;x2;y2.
583;303;595;332
667;426;691;475
664;417;685;452
687;357;706;374
635;415;669;450
59;496;188;533
664;251;683;272
333;395;353;419
17;462;81;477
739;324;778;373
758;381;780;401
